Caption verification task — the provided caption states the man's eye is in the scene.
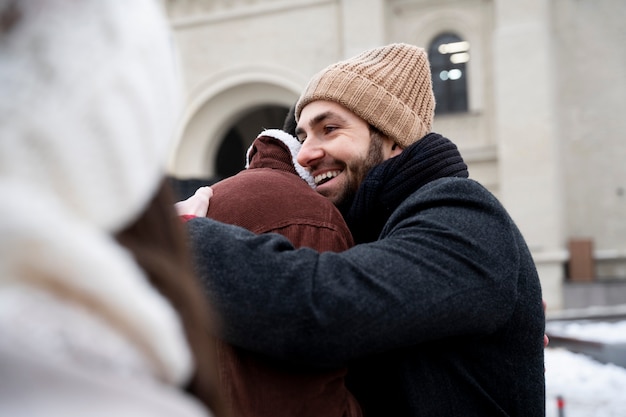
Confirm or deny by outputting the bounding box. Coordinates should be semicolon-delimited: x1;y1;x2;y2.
324;125;337;134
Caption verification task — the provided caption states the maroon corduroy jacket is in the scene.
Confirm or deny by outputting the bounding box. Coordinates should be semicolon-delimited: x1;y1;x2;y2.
207;130;360;417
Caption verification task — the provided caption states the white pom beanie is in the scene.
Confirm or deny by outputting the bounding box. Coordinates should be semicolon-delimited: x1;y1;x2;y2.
0;0;181;232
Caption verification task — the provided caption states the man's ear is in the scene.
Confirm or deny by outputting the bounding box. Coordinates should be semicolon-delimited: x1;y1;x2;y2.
390;142;404;157
376;129;402;159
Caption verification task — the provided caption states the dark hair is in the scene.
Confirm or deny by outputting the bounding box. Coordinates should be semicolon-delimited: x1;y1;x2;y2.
282;103;298;137
368;124;384;137
0;1;21;34
115;180;227;417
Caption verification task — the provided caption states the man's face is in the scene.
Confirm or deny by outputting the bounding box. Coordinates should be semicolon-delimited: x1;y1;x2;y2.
295;100;396;209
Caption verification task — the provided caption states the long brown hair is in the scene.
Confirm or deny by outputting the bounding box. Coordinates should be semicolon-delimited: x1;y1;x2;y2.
115;179;227;416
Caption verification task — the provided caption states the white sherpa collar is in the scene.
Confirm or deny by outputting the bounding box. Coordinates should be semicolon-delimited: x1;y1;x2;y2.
245;129;316;188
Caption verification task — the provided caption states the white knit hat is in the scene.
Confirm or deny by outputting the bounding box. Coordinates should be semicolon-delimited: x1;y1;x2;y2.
0;0;181;232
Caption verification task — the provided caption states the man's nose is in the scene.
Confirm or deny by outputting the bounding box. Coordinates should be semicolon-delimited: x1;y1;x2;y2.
296;137;324;168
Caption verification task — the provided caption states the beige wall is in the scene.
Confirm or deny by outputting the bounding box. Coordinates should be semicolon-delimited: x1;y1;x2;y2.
165;0;626;310
553;0;626;278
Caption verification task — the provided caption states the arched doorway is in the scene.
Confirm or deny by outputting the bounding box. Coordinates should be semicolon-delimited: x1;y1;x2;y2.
215;105;289;179
169;102;290;200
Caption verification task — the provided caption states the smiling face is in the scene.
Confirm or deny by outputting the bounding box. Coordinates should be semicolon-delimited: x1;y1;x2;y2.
295;100;400;210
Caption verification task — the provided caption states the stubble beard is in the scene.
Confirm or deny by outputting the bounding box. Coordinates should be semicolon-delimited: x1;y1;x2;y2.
334;131;385;213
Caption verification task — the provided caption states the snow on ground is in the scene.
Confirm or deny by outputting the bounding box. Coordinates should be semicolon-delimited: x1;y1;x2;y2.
545;348;626;417
547;320;626;344
545;320;626;417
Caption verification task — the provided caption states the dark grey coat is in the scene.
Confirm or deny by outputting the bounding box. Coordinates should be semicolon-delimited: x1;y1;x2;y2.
187;134;545;416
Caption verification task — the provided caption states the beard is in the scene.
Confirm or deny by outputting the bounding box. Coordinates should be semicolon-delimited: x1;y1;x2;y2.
335;131;385;213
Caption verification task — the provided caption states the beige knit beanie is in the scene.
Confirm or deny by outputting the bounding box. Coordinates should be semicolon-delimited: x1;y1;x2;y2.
295;43;435;148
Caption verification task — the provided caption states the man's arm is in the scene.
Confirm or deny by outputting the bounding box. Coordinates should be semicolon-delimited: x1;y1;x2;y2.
186;179;529;367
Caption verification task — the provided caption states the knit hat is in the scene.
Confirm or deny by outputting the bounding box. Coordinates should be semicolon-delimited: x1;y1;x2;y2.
0;0;181;233
295;43;435;148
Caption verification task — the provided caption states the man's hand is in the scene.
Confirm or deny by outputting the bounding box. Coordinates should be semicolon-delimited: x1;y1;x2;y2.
174;186;213;217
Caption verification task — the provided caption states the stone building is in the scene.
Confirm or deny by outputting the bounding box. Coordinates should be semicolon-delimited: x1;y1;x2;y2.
164;0;626;311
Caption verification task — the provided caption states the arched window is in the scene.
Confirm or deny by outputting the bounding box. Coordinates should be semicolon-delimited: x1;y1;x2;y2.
428;33;470;115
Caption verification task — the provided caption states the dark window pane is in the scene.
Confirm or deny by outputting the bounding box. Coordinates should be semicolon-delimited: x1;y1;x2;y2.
428;33;469;114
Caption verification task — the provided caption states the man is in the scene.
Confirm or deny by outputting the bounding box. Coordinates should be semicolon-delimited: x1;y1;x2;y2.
178;129;360;417
182;43;545;416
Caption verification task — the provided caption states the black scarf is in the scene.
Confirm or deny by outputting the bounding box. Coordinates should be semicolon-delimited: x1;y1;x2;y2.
344;133;469;243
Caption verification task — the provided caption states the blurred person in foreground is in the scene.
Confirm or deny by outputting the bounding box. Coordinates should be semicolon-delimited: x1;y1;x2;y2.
178;43;545;416
0;1;223;416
